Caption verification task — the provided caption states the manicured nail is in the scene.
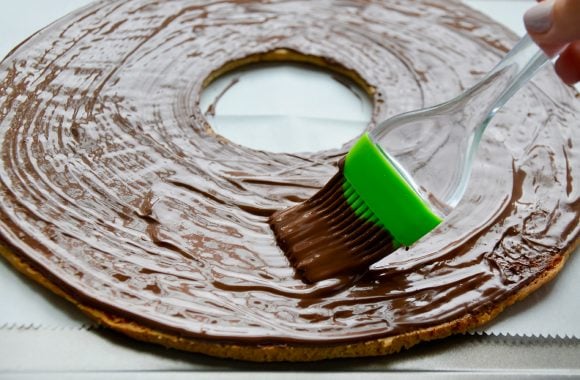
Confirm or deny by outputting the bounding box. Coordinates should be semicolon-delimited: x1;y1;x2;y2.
524;0;554;34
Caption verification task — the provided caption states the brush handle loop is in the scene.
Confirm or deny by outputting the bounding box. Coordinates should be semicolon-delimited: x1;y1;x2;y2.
479;34;549;120
367;35;556;215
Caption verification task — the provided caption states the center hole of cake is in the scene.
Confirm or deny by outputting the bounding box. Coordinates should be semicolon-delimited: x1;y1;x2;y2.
200;62;372;153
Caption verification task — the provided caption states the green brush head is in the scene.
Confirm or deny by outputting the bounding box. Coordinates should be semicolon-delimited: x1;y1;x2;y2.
343;132;442;247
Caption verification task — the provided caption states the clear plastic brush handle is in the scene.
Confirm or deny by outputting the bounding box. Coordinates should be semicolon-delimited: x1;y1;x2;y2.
369;34;551;216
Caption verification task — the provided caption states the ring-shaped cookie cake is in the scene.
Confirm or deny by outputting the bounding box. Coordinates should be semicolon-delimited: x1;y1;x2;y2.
0;0;578;362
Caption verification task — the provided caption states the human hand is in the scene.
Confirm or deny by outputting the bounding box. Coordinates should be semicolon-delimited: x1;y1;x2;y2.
524;0;580;84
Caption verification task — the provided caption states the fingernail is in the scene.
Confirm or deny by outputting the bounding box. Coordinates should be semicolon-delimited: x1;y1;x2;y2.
524;0;554;34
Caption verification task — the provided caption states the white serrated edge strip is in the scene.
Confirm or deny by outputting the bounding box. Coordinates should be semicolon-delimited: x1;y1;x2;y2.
0;322;98;331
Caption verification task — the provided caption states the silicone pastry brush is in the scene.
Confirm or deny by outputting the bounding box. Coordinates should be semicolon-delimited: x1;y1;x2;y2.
270;35;554;283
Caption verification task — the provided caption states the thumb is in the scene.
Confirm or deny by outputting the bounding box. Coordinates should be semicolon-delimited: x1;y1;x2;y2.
524;0;580;55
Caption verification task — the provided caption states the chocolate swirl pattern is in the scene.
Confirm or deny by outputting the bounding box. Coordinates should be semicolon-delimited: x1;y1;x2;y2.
0;0;578;348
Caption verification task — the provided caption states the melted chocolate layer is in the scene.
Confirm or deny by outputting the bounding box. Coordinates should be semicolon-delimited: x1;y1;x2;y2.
0;0;578;345
270;160;396;283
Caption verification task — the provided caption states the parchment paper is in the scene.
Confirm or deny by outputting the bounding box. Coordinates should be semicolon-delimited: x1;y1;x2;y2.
0;0;578;340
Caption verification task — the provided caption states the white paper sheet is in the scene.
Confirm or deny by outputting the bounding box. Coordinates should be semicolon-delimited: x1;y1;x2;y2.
200;63;372;153
0;0;578;340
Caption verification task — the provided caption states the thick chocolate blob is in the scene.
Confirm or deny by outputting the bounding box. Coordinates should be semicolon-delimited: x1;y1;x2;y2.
0;0;578;345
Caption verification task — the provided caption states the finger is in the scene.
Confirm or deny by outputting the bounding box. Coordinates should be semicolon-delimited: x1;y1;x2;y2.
524;0;580;49
554;41;580;85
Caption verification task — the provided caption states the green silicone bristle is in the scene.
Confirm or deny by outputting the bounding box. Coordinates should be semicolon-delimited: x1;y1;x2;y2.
343;132;442;247
343;180;381;225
